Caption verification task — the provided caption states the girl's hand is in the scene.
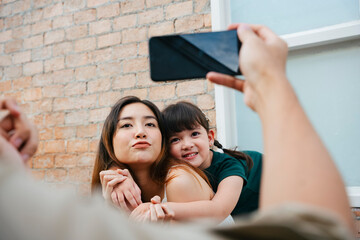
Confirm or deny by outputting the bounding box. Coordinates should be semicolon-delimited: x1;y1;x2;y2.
100;169;142;212
129;196;175;222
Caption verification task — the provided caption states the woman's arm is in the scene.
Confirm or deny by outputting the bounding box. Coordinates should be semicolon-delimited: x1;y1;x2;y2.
166;176;243;221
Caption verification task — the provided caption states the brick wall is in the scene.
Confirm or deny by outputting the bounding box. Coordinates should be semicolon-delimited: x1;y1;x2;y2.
0;0;215;195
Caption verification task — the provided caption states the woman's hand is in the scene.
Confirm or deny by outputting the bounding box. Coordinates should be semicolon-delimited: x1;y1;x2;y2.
100;169;142;212
0;97;38;163
129;196;175;222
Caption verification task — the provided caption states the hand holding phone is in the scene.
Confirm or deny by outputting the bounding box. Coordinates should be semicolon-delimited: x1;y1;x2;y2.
149;30;241;81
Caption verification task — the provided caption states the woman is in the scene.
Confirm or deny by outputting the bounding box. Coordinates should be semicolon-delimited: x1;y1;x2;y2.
91;96;227;222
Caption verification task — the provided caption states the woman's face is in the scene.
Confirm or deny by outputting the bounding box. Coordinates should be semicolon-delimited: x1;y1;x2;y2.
113;102;162;168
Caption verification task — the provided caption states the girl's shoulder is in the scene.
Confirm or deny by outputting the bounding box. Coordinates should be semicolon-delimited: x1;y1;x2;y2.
165;164;213;202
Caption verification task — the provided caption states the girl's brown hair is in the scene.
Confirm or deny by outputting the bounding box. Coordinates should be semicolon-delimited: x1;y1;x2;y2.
162;101;253;171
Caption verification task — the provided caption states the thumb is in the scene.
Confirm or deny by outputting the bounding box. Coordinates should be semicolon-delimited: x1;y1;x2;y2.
151;195;161;204
237;24;257;43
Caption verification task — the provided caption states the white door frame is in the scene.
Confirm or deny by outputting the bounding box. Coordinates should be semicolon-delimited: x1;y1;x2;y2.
210;0;360;207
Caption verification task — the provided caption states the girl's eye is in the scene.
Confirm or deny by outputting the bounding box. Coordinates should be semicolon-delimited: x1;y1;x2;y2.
191;131;200;137
146;122;156;127
120;123;132;128
170;138;180;144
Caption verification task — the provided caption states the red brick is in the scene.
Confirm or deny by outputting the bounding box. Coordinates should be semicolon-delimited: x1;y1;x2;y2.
65;111;89;125
64;0;86;13
166;1;193;19
23;61;43;76
33;72;53;87
31;169;46;181
44;112;65;126
112;74;136;90
87;0;107;7
67;139;89;153
197;94;214;110
45;168;67;182
204;13;211;27
53;98;72;111
89;139;99;152
43;84;64;98
112;43;137;60
23;9;43;25
32;99;53;113
68;167;92;183
74;37;96;52
31;20;52;35
64;82;86;96
146;0;171;7
123;57;148;73
5;39;23;53
43;140;66;153
43;2;63;19
149;85;175;100
98;32;121;48
55;153;77;168
13;76;32;90
33;0;53;8
177;80;205;97
44;56;65;72
120;0;145;14
12;0;31;14
138;41;148;55
44;30;65;45
38;128;53;140
175;15;204;33
77;153;96;167
87;47;112;64
98;91;122;107
97;3;120;19
122;27;147;43
89;107;111;123
0;30;12;43
0;81;11;91
75;94;97;109
75;9;96;24
53;15;73;29
76;124;98;138
5;14;23;28
123;88;147;99
65;53;88;67
22;88;42;101
113;14;137;30
54;126;76;139
138;8;163;25
23;34;43;49
89;20;111;35
12;25;31;39
75;65;96;81
52;69;74;84
32;46;52;61
149;21;174;37
87;78;111;93
33;155;55;168
137;71;157;88
65;25;88;40
0;55;12;66
0;3;12;17
12;51;31;64
53;42;72;56
4;66;22;78
97;62;122;77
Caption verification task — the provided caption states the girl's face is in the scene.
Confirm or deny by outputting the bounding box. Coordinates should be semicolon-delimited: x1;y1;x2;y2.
168;124;214;169
113;103;162;168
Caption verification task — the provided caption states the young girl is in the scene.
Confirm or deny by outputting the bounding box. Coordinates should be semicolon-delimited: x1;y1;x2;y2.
162;101;262;217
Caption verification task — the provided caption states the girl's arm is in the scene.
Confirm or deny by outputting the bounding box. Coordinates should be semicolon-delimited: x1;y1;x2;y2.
166;176;243;221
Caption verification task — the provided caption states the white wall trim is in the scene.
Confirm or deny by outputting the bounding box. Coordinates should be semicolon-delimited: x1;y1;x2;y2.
281;20;360;51
347;187;360;207
211;0;238;148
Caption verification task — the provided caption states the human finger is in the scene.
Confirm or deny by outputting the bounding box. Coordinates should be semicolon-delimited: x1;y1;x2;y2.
134;183;142;204
14;124;38;162
111;191;120;207
161;204;175;221
124;190;139;210
154;204;165;220
150;204;158;222
150;195;161;204
0;98;20;117
117;193;130;212
207;72;245;92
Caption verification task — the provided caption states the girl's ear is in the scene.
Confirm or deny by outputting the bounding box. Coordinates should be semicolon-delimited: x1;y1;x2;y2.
208;129;215;147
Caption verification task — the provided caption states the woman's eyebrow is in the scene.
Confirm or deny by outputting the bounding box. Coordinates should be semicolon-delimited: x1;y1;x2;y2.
118;116;156;121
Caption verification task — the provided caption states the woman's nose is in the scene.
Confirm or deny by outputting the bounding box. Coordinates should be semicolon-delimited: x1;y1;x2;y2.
135;126;147;138
182;139;194;149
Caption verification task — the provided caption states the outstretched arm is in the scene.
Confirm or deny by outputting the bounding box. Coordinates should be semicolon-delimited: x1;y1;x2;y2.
207;24;354;232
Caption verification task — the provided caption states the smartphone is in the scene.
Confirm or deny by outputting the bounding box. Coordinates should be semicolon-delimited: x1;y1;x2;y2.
149;30;241;81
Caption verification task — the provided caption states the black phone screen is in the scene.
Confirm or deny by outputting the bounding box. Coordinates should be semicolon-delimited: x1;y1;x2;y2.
149;30;241;81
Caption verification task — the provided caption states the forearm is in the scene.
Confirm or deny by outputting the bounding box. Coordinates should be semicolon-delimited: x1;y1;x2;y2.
258;76;354;230
166;200;230;222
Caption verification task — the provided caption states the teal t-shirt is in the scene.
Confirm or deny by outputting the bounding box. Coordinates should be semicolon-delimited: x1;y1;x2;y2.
204;150;262;216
